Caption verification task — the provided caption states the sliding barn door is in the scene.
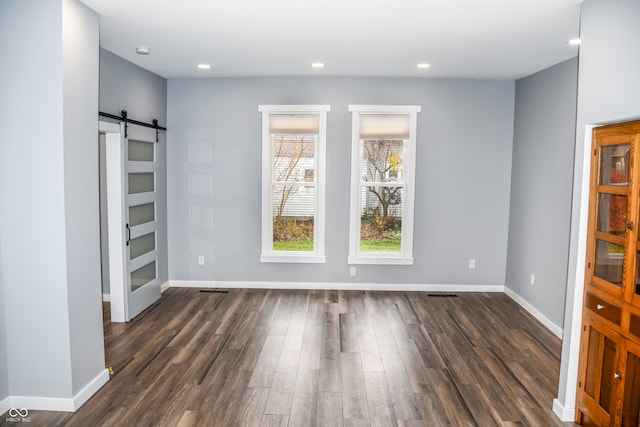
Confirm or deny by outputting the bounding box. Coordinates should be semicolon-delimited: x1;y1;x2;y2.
124;124;161;319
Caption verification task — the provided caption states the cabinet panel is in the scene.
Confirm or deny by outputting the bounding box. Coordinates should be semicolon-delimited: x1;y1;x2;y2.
580;317;620;426
620;340;640;427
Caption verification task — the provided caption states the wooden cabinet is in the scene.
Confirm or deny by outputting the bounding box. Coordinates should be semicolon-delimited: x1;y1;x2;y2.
578;121;640;426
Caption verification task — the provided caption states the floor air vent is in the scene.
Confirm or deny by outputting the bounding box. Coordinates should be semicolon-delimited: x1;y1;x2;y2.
427;294;458;297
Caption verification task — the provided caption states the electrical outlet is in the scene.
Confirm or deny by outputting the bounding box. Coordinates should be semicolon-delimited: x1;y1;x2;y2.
198;255;205;266
530;273;535;285
350;267;357;276
468;259;476;269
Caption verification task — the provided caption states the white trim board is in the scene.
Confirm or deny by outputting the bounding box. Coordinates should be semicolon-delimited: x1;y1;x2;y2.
0;396;9;417
160;281;171;293
4;368;109;412
552;398;575;422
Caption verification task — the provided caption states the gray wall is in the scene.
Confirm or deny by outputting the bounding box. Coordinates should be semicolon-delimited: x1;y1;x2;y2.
0;226;7;401
168;77;515;286
557;0;640;414
506;58;578;327
99;48;169;294
0;0;104;399
63;0;104;394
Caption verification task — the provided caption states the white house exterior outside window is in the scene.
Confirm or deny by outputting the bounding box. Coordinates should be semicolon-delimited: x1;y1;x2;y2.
348;105;420;265
259;105;330;263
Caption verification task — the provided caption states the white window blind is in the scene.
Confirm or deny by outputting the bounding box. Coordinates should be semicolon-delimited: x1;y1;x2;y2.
269;114;319;134
359;114;410;139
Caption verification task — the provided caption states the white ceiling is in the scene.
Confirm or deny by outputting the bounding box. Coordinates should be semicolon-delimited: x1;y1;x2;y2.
79;0;582;80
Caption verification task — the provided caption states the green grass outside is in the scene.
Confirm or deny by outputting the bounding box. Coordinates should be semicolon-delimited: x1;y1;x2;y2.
273;240;314;251
273;239;401;252
360;239;401;253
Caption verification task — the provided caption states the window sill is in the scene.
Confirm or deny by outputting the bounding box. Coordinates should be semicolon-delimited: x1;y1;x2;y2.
348;256;414;265
261;253;326;264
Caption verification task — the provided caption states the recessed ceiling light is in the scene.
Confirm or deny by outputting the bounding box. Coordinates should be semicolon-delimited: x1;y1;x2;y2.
135;46;151;55
197;64;211;70
417;63;430;69
311;62;325;68
568;38;581;45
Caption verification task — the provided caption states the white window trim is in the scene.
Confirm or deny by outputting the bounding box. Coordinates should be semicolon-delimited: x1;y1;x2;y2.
348;105;420;265
259;105;330;263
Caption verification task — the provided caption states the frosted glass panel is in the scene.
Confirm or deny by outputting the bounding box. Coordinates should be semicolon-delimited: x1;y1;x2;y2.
131;261;156;291
128;140;154;161
129;173;154;194
130;232;155;260
129;203;154;227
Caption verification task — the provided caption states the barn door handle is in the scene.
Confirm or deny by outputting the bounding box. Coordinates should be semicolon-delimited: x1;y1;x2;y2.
126;224;131;246
627;221;634;230
614;371;622;380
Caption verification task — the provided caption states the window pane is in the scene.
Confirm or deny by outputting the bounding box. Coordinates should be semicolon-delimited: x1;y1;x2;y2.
273;134;316;183
360;186;402;253
272;184;314;252
361;139;405;183
598;194;627;236
128;140;154;162
599;144;630;186
594;239;624;286
129;173;154;194
129;203;155;227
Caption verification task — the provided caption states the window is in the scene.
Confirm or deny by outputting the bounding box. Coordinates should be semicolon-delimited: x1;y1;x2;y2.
348;105;420;265
259;105;330;263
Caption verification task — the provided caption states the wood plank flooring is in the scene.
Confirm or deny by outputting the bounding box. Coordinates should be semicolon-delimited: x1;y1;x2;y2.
1;288;579;426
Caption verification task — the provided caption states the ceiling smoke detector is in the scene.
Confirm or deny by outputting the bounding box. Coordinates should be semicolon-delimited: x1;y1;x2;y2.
136;46;151;55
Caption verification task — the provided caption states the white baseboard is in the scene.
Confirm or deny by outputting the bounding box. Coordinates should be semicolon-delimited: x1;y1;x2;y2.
504;286;563;339
160;281;171;293
72;368;110;410
169;280;506;293
102;293;111;302
7;368;109;412
553;398;576;422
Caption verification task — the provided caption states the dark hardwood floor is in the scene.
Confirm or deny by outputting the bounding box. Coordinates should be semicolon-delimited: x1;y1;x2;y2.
2;288;578;426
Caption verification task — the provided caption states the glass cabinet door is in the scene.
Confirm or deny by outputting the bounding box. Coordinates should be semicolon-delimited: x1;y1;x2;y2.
591;138;635;300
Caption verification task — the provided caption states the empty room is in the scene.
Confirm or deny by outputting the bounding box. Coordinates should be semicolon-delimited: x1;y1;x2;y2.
1;0;639;426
